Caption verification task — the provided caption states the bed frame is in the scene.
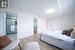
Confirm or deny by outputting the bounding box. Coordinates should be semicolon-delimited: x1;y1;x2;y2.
40;33;75;50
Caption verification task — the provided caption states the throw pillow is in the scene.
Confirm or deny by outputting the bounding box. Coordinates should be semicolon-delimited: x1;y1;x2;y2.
67;29;74;36
71;30;75;39
62;30;68;35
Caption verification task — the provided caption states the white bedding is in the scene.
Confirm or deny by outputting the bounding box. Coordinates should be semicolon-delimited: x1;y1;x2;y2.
42;30;75;46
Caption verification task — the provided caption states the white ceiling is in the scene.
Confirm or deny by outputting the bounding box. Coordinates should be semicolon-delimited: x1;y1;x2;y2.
9;0;75;18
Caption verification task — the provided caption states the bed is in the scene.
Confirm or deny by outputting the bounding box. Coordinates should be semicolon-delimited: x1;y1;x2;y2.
40;30;75;50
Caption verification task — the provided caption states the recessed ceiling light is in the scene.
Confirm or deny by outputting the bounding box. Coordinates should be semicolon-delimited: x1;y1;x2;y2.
46;9;55;14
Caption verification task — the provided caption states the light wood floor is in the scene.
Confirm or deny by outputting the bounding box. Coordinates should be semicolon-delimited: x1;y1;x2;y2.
13;34;61;50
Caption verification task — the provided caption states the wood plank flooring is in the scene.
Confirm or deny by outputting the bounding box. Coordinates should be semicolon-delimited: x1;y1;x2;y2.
13;34;61;50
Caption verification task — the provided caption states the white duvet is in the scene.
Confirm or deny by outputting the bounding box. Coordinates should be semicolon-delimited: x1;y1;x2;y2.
43;30;75;46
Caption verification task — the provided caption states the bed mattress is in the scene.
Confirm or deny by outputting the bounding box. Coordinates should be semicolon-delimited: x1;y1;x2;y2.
42;31;75;47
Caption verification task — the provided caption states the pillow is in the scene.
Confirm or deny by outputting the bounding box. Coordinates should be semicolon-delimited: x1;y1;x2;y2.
71;30;75;39
62;30;69;35
67;29;74;36
62;29;74;36
0;35;11;49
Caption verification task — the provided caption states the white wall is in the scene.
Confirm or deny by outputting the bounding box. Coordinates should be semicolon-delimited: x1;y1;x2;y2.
0;0;37;39
16;10;48;39
37;17;48;33
0;9;35;39
17;10;34;39
0;12;6;37
73;13;75;27
0;8;49;39
48;16;73;30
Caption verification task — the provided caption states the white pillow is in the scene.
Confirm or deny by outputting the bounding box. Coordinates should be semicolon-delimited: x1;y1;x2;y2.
71;30;75;39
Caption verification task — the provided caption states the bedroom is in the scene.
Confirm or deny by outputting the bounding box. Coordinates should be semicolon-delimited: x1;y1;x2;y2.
0;0;75;50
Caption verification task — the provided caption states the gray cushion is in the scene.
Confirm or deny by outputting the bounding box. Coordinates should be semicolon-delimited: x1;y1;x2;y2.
62;30;68;35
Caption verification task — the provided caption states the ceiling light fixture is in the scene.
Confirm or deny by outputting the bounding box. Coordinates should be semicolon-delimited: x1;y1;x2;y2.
46;9;55;14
